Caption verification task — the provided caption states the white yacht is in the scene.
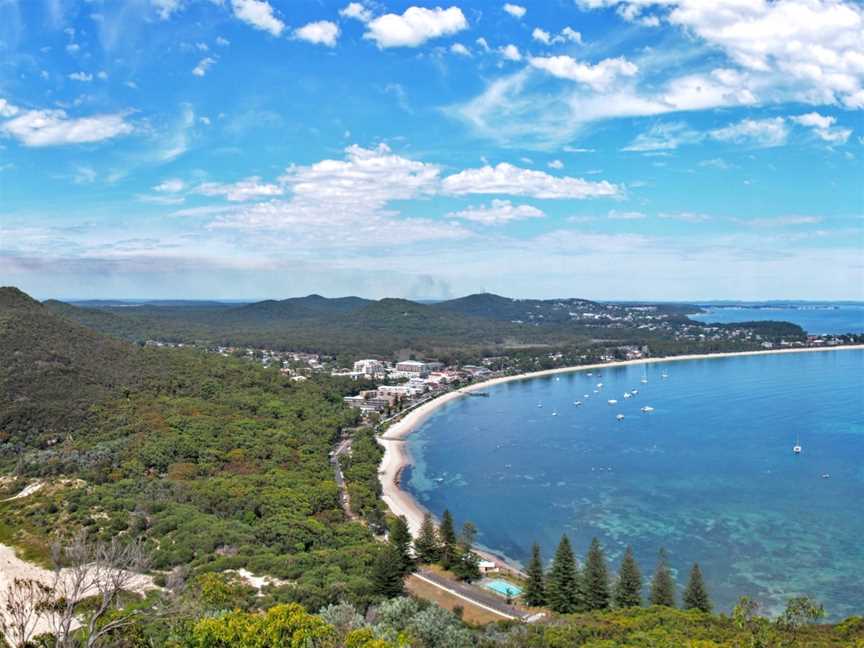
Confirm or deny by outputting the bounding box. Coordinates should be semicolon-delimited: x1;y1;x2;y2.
616;414;625;421
623;393;631;399
574;401;582;406
641;406;654;413
640;366;648;384
608;399;618;405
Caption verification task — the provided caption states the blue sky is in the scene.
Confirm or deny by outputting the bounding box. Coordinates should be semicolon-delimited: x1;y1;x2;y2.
0;0;862;301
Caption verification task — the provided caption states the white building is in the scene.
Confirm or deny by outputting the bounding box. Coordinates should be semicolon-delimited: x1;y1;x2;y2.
353;359;386;376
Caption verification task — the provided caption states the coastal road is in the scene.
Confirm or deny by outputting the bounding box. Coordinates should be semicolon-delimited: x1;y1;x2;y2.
413;568;530;622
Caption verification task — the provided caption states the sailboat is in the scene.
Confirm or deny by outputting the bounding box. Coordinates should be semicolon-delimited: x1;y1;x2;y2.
640;366;648;384
793;434;802;454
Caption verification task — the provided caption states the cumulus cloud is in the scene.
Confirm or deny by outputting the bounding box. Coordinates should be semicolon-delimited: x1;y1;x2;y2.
499;44;522;62
791;112;852;144
1;109;134;147
450;43;471;56
532;26;582;45
529;55;638;91
68;71;93;82
230;0;284;37
659;211;712;223
0;99;19;118
363;6;468;48
194;177;283;202
548;159;564;169
608;209;647;220
448;199;544;224
152;0;183;20
710;117;789;148
192;57;216;77
340;2;373;23
503;3;526;19
295;21;340;47
441;162;619;198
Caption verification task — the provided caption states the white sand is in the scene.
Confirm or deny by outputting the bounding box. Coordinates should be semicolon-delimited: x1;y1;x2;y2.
378;345;864;541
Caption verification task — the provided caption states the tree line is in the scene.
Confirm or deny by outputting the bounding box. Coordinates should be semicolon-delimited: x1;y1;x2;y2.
523;535;712;614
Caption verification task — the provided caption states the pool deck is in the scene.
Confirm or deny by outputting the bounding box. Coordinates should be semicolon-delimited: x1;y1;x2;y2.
416;568;531;621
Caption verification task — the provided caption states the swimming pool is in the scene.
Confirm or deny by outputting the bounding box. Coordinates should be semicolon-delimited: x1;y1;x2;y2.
483;579;522;597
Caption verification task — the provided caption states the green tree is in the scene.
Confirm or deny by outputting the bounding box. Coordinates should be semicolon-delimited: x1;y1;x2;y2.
439;509;457;569
613;546;642;608
649;548;676;608
372;545;405;598
777;596;826;631
459;521;477;552
523;543;546;607
413;513;441;564
682;563;711;613
388;515;414;575
546;535;581;613
583;537;611;611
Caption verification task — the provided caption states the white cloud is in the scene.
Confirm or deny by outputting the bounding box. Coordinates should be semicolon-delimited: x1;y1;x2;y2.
476;37;491;52
68;71;93;82
192;57;216;77
155;179;185;193
208;144;468;246
441;162;619;199
710;117;789;148
0;99;18;118
216;36;231;47
744;215;822;227
608;209;647;220
529;55;638;91
532;28;552;45
791;112;852;143
295;21;340;47
659;211;712;222
340;2;373;23
499;44;522;62
532;26;582;45
450;43;471;56
363;6;467;48
623;121;703;151
578;0;864;109
548;159;564;169
194;177;283;202
1;109;134;147
503;3;526;19
230;0;284;37
448;199;544;224
151;0;183;20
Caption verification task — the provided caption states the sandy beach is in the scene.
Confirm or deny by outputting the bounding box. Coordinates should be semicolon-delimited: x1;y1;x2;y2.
378;344;864;546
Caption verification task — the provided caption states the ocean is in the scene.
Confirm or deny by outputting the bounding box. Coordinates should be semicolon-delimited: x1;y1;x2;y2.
689;304;864;334
404;349;864;619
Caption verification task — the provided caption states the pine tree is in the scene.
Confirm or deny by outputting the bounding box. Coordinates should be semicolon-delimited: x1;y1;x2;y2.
613;546;642;608
649;548;676;608
683;563;712;613
583;537;611;610
439;509;457;569
372;545;406;597
523;543;546;607
413;512;441;564
388;515;414;575
459;521;477;552
546;535;581;613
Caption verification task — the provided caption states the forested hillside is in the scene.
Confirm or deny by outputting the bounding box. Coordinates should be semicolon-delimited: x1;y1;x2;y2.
0;288;385;610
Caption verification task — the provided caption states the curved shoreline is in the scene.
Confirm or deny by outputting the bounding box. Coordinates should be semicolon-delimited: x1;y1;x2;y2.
377;345;864;551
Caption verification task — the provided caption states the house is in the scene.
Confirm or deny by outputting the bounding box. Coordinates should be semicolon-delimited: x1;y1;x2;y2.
478;560;498;575
353;359;387;376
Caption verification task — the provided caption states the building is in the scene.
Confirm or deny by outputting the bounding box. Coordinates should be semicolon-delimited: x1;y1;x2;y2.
353;359;387;376
394;360;444;376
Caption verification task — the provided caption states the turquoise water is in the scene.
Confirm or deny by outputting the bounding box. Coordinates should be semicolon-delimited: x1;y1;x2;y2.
690;304;864;334
405;350;864;619
483;579;522;597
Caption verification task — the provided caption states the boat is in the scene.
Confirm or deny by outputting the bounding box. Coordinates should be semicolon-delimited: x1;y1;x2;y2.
586;372;593;377
616;414;625;421
597;383;603;388
641;406;654;413
574;401;582;406
631;389;638;395
821;473;831;479
584;394;590;399
537;403;543;408
623;393;631;399
608;399;618;405
793;432;802;454
552;411;558;417
661;372;669;379
640;366;648;384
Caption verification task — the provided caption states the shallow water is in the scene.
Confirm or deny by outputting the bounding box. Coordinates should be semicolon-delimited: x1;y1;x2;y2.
405;350;864;618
